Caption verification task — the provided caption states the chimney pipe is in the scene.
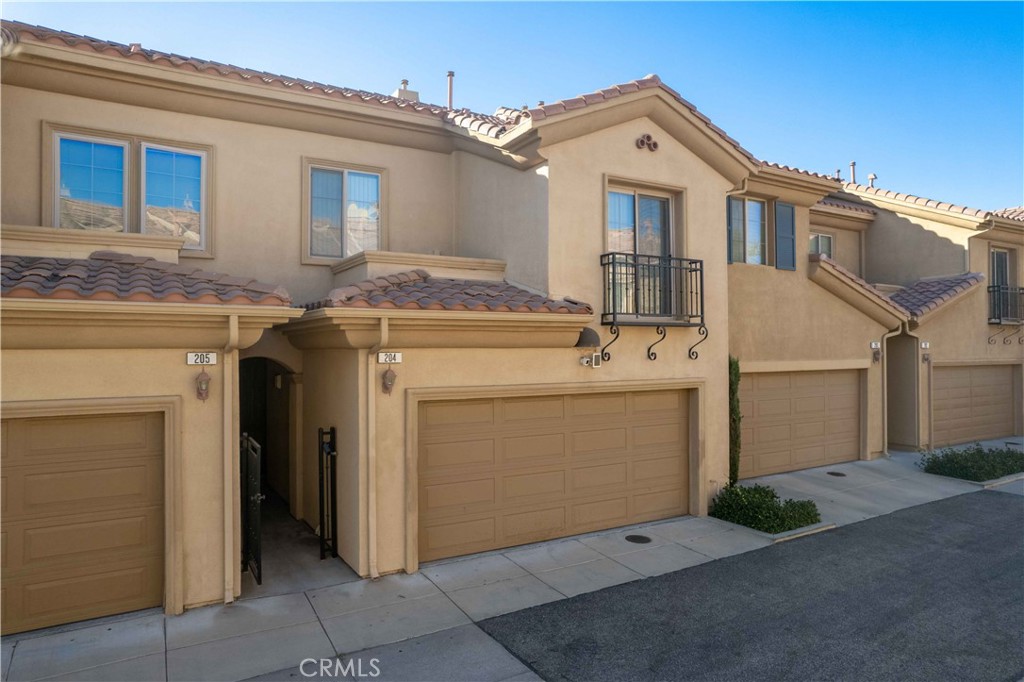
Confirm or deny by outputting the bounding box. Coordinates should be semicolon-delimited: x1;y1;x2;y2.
868;173;877;188
446;71;454;109
849;161;857;185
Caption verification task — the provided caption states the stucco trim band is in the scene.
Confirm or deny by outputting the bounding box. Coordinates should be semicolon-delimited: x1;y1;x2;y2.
740;359;872;373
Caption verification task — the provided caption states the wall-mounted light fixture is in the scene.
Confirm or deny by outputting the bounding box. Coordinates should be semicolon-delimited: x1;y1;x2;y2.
196;369;211;401
382;367;397;395
870;341;882;364
575;327;602;368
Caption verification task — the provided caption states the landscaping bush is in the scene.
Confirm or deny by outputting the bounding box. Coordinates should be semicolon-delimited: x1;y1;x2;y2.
918;444;1024;482
709;484;821;534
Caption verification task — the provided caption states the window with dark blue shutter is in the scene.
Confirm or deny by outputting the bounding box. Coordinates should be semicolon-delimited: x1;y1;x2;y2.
775;202;796;271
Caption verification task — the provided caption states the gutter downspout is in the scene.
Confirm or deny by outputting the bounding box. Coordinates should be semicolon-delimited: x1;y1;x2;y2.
366;317;389;579
223;314;239;603
879;322;903;457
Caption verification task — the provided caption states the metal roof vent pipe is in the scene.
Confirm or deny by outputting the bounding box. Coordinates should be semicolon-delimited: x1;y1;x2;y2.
447;71;454;109
392;79;419;102
868;173;878;188
849;161;857;185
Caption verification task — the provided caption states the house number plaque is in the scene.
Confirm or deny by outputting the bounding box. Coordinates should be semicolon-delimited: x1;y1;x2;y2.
186;352;219;365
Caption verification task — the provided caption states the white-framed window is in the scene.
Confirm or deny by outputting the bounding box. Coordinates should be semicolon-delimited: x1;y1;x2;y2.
307;164;382;260
607;189;672;256
809;232;834;259
54;133;130;232
49;125;213;256
141;143;207;251
728;196;767;265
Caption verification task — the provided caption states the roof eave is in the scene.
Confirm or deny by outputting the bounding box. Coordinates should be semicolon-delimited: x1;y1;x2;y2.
281;306;594;350
807;257;908;328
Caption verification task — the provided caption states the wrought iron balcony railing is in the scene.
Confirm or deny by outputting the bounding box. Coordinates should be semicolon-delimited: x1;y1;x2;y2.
989;285;1023;324
601;252;704;327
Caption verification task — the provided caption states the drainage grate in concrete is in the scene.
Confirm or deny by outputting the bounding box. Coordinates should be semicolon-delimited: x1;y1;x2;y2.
826;471;847;477
625;534;652;544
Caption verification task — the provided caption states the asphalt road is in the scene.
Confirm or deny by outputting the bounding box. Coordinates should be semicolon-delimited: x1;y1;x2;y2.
481;491;1024;682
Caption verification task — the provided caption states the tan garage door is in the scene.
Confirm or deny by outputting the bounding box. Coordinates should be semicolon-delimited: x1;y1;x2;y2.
1;413;164;634
739;371;860;478
418;390;689;562
933;365;1015;447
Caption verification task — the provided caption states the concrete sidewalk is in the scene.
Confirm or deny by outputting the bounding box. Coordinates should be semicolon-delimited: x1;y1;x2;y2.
2;444;1018;682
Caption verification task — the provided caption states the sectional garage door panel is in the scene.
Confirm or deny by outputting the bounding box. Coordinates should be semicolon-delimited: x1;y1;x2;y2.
739;371;860;479
933;365;1015;447
1;413;164;635
418;391;689;562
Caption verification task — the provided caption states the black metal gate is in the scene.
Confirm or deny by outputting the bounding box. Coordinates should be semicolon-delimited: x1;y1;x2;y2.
241;432;264;584
319;426;338;560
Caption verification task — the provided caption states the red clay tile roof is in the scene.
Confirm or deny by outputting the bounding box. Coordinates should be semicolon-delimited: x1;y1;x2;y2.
510;75;757;162
2;20;453;119
845;183;990;219
888;273;985;318
3;22;757;160
1;251;292;305
761;162;839;182
305;270;592;314
815;196;877;215
809;253;911;318
994;206;1024;222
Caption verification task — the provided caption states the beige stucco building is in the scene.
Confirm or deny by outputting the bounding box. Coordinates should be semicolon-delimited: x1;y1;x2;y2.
1;20;1020;635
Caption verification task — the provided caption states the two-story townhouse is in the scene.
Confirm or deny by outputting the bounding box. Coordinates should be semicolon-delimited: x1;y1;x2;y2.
1;21;742;633
832;185;1024;450
1;20;1019;637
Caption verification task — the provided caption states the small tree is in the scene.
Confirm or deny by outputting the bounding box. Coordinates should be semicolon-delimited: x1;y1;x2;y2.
729;355;741;486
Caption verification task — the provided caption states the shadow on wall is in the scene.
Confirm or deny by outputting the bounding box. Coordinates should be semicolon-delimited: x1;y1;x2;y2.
864;212;967;287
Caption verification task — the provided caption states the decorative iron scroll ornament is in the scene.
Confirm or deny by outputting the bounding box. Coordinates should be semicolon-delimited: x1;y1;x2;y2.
601;325;620;362
989;327;1008;345
636;134;659;152
647;326;667;361
1004;326;1023;344
687;324;709;360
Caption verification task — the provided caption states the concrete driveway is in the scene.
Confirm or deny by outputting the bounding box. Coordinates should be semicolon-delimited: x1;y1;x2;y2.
2;450;1019;682
480;490;1024;681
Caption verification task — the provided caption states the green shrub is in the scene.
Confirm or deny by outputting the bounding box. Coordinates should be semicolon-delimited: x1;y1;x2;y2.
709;483;821;534
918;444;1024;482
728;355;742;487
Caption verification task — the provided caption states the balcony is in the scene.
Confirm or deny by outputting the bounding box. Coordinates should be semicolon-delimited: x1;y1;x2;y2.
601;252;704;327
989;285;1023;324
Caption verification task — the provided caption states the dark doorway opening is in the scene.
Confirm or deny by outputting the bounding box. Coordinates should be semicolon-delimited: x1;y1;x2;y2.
238;357;358;597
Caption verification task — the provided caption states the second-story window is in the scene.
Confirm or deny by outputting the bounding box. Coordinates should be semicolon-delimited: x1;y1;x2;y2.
50;125;213;256
809;232;834;259
309;167;381;259
142;144;206;251
727;197;796;270
606;189;675;318
727;197;765;264
56;134;129;232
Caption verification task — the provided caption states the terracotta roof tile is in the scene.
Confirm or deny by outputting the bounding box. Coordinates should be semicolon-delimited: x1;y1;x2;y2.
845;182;991;219
762;162;840;182
994;206;1024;222
815;196;877;215
305;270;592;315
1;252;292;306
809;254;911;318
2;20;455;120
888;273;985;318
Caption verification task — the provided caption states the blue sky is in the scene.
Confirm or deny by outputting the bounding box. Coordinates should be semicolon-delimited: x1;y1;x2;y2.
6;2;1022;211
